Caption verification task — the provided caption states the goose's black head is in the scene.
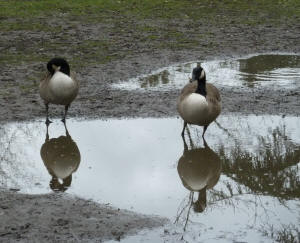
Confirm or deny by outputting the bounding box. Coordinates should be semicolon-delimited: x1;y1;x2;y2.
47;58;70;76
193;199;206;213
192;65;206;82
193;187;207;213
192;64;207;97
50;175;72;192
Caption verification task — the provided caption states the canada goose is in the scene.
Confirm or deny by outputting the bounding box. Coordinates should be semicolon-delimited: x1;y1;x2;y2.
177;63;221;137
39;58;79;125
177;136;221;212
40;123;81;192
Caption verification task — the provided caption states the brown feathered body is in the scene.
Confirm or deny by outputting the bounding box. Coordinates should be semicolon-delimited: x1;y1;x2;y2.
177;146;221;192
41;134;81;180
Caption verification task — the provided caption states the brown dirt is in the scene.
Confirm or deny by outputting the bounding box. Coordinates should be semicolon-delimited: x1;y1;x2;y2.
0;190;167;242
0;20;300;123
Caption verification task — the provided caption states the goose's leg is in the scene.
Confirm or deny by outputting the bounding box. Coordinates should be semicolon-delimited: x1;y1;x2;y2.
202;125;208;138
203;136;208;148
45;103;52;125
62;105;69;123
186;126;195;149
182;134;188;152
45;122;50;141
63;120;70;137
181;121;187;137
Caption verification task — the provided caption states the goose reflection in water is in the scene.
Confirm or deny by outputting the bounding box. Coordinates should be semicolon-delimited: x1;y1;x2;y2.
177;135;222;213
40;124;81;192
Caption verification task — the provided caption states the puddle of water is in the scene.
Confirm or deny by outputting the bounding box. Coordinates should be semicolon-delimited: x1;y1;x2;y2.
1;115;300;242
111;54;300;90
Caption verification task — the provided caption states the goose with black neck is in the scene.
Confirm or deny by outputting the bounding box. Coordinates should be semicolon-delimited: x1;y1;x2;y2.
39;58;79;125
177;63;221;137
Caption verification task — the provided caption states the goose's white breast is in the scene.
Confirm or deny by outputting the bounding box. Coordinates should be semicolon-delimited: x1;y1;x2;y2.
49;71;76;98
179;93;209;125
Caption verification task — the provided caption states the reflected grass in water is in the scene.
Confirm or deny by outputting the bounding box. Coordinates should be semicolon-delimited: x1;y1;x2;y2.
219;125;300;200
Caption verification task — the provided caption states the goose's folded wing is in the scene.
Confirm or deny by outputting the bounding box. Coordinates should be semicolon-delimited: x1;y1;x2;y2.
206;83;221;103
178;81;197;102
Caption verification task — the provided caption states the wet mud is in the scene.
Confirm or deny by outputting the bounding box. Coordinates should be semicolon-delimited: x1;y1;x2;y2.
1;52;300;124
1;26;300;123
0;190;166;242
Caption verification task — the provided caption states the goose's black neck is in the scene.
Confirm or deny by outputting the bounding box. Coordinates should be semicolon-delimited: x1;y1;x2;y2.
47;58;70;76
195;79;207;97
193;186;207;213
192;65;207;97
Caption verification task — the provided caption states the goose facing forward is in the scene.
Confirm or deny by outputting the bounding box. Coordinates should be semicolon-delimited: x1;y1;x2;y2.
39;58;79;124
177;64;221;137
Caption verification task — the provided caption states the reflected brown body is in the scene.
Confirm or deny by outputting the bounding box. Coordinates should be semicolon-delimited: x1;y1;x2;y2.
177;144;221;192
41;128;81;191
177;137;222;213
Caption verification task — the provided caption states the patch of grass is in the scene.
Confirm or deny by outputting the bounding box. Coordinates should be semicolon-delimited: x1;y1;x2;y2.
0;0;299;67
1;0;299;21
146;34;159;41
1;0;299;31
260;223;300;243
0;38;115;69
19;82;38;94
0;20;57;32
138;25;158;33
0;90;11;98
0;52;47;65
0;0;131;19
72;39;119;66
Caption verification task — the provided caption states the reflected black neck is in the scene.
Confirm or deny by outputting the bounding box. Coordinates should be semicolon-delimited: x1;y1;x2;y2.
195;79;207;97
198;186;207;205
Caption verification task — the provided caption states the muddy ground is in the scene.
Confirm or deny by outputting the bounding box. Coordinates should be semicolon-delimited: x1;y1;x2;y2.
1;2;300;242
0;190;167;242
0;13;300;123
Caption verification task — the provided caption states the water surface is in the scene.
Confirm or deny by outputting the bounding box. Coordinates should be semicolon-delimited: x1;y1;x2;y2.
0;115;299;242
111;54;300;90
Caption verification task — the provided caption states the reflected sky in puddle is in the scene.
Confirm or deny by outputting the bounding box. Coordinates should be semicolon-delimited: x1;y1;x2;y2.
1;115;300;242
112;54;300;90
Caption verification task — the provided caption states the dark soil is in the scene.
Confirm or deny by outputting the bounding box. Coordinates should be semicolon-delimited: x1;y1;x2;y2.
0;17;300;123
0;190;167;242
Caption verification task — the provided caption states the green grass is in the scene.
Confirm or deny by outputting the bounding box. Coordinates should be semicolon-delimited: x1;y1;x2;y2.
73;39;119;66
0;21;56;32
1;0;299;21
0;52;48;65
0;0;299;70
